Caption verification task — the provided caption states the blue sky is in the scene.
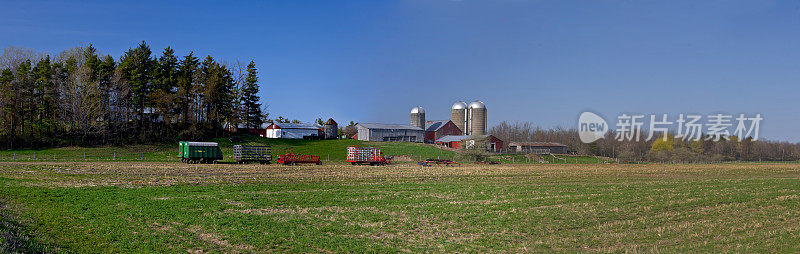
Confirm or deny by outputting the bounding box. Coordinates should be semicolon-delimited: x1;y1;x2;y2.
2;0;799;141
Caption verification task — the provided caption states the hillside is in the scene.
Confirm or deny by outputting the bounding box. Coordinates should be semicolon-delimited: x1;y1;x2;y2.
0;135;619;164
0;135;457;163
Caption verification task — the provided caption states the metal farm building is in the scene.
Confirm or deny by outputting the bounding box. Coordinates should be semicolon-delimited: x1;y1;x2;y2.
355;123;425;142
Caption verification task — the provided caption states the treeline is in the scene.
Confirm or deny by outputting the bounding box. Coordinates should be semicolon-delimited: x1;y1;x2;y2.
0;42;264;149
490;121;800;162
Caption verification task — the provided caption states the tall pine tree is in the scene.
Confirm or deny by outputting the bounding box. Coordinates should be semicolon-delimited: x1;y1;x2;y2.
241;60;263;129
177;52;199;125
98;55;115;129
0;68;14;146
155;47;177;93
15;60;32;141
199;56;235;136
32;56;53;140
118;41;154;136
84;44;100;83
151;47;178;129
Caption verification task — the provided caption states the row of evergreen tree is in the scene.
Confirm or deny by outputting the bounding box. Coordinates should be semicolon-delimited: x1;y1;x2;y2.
0;42;264;148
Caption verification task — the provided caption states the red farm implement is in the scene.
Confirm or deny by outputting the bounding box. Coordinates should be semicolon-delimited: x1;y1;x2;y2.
277;153;321;165
346;146;391;166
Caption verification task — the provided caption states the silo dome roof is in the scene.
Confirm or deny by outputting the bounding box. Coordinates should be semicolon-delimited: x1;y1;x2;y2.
452;101;467;110
468;101;485;109
410;106;425;114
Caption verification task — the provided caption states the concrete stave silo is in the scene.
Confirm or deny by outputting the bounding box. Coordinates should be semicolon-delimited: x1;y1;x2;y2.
324;118;338;139
468;101;486;135
451;102;468;135
410;106;425;130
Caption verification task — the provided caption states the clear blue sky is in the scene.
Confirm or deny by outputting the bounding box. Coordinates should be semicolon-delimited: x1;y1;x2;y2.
2;0;799;141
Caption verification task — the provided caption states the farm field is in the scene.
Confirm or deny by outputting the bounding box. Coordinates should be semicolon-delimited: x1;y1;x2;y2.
1;161;800;252
490;153;615;164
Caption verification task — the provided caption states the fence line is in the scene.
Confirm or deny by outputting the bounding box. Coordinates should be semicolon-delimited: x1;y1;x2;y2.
0;151;182;162
0;150;627;164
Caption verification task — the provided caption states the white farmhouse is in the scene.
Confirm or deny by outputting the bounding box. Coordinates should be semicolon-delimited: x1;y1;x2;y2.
262;123;323;139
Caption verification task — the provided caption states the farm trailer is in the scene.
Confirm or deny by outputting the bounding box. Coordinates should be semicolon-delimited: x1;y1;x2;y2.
233;145;271;164
178;141;223;164
277;153;322;165
346;146;391;166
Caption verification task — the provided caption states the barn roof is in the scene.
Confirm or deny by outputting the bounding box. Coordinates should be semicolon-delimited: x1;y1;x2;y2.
424;120;450;132
356;123;424;131
325;118;337;125
435;134;492;143
267;123;322;130
507;141;567;147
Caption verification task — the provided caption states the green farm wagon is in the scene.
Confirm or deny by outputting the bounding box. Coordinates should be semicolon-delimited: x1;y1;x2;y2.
178;141;223;164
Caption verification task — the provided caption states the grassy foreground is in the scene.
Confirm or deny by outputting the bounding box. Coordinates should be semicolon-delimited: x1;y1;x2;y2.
1;162;799;252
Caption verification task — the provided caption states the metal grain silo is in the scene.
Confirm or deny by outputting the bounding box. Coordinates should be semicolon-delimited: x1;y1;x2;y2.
468;101;486;135
410;106;425;130
451;102;468;135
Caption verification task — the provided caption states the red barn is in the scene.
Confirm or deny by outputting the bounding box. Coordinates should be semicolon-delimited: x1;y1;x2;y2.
435;134;504;152
424;120;463;143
